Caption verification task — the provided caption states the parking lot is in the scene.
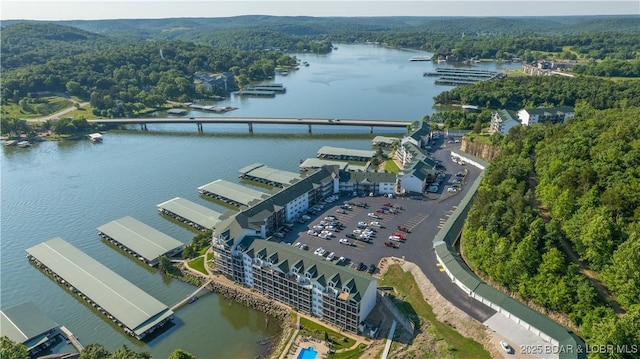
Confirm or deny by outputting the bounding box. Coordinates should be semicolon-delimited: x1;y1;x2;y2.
276;137;482;277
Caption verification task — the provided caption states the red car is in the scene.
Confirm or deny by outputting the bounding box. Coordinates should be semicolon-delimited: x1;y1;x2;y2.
397;226;410;233
382;202;392;207
392;233;405;240
375;209;384;214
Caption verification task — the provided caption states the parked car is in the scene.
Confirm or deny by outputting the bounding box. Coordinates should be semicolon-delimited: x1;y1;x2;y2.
389;235;401;241
325;252;335;261
384;241;398;248
447;187;458;193
368;213;381;218
392;233;405;240
346;233;357;239
375;209;384;214
455;171;466;177
427;185;439;193
313;247;324;256
339;238;353;246
397;226;410;233
500;341;514;354
367;264;377;274
356;262;367;271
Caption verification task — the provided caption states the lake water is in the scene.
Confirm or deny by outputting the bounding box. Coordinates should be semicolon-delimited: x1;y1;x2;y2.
0;44;519;358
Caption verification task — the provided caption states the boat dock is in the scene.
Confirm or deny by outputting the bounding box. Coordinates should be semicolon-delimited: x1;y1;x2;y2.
198;179;270;208
235;90;276;97
157;197;223;231
26;238;174;340
409;55;432;61
424;67;505;86
188;104;237;113
60;326;84;353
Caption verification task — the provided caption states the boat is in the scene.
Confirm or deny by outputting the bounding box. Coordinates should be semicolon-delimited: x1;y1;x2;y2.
4;140;17;146
188;296;198;304
409;56;432;61
280;70;288;76
17;140;31;148
88;133;103;142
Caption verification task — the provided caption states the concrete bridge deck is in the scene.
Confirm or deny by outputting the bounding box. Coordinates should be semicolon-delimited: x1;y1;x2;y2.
89;117;413;133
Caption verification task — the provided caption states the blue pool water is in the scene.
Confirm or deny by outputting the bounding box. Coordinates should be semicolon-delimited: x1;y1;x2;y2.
298;346;318;359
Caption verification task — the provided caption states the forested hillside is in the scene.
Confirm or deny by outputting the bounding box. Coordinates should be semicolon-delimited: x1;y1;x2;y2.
434;76;640;110
462;106;640;353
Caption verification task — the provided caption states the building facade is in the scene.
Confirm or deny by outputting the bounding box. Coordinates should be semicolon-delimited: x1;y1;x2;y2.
490;109;520;135
517;106;575;126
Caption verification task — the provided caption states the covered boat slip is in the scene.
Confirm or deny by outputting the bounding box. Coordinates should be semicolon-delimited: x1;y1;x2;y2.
238;163;302;188
0;301;60;355
26;238;174;340
157;197;223;231
198;179;270;207
97;216;185;266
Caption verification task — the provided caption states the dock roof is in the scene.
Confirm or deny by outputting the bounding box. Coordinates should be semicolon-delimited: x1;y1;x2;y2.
299;158;350;171
317;146;376;159
0;301;58;348
198;179;270;207
97;216;185;262
26;238;173;338
157;197;223;229
238;163;302;187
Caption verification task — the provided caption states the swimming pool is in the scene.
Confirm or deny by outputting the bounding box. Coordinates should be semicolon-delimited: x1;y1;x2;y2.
297;346;318;359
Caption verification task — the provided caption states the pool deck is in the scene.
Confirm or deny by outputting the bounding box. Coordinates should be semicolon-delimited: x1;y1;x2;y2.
289;338;329;359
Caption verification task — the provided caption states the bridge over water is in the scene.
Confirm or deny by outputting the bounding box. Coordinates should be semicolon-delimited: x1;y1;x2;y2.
89;117;413;133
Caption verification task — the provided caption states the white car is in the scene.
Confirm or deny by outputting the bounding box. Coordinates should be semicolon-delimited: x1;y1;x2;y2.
325;252;335;261
369;221;382;227
500;341;514;354
367;213;380;218
389;235;401;241
313;247;324;255
447;187;458;193
339;238;352;246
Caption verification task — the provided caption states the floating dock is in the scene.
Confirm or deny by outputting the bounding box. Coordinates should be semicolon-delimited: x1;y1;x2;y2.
424;67;505;86
157;197;223;231
238;163;302;188
26;238;174;340
409;56;432;61
188;104;237;113
235;90;276;97
97;216;185;266
198;179;270;208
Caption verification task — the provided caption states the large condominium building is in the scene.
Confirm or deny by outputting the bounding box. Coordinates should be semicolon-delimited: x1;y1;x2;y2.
517;106;575;126
491;106;575;135
490;109;520;135
211;166;377;333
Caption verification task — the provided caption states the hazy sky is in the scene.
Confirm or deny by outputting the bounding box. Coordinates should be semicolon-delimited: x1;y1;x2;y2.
1;1;638;21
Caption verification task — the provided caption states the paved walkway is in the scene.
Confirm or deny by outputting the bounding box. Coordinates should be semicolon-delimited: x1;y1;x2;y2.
380;320;396;359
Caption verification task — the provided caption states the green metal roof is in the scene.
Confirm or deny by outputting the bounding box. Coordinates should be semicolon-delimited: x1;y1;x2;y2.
523;106;574;116
372;136;400;145
343;171;396;184
240;238;375;302
239;163;302;186
198;179;270;207
157;197;224;229
26;238;173;337
0;301;58;346
317;146;376;159
299;158;350;171
97;216;185;262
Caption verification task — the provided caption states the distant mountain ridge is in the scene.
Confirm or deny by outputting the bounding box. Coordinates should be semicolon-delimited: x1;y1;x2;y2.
2;14;638;40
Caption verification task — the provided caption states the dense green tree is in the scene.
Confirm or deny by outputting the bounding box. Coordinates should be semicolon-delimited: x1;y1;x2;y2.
79;343;111;359
168;349;196;359
0;336;29;359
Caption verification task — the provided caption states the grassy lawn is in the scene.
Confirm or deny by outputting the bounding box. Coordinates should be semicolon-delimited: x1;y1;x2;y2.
60;104;99;119
464;133;493;145
379;264;490;359
187;256;207;275
299;317;355;351
1;96;73;118
329;343;367;359
384;159;400;174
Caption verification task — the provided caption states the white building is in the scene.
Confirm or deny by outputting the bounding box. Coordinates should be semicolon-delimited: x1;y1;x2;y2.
490;109;520;135
517;106;575;126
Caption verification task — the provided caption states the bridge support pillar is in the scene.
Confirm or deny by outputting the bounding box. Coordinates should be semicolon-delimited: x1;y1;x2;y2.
370;126;373;134
140;123;147;131
248;123;253;133
308;124;312;134
197;122;203;132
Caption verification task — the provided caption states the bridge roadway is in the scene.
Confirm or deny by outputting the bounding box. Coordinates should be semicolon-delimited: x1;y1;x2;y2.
89;117;413;133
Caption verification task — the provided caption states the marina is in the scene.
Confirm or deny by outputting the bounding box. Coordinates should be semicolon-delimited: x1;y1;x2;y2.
424;67;505;85
157;197;224;231
97;216;185;266
26;238;174;340
235;89;276;97
188;104;238;113
0;301;63;356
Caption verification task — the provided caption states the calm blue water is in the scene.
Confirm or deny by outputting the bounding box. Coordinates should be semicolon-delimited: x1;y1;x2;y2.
0;43;519;358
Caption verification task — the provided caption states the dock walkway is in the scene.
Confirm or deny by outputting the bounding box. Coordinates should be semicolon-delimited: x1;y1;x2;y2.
60;326;84;353
170;279;213;311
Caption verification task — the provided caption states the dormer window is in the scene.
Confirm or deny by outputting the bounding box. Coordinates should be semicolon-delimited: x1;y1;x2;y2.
342;286;350;293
